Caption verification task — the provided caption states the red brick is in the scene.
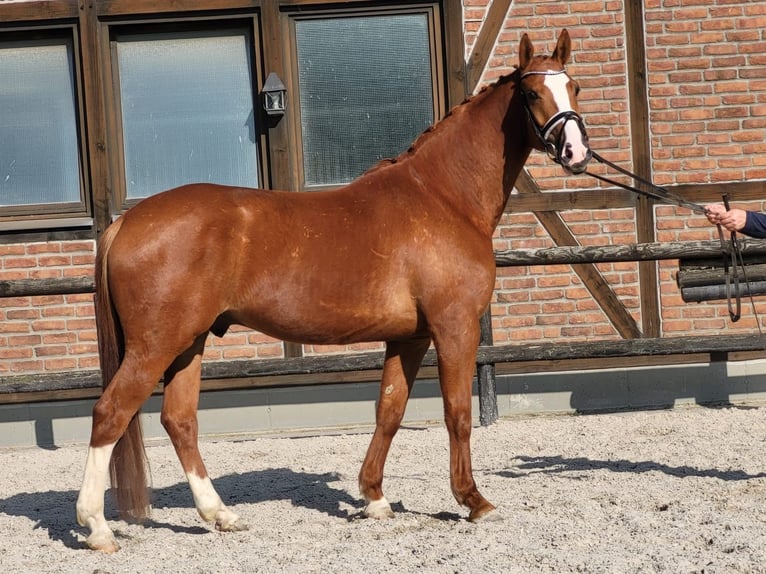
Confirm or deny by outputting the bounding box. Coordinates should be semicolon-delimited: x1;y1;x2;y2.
0;323;31;334
0;348;34;360
0;245;25;256
43;358;78;371
31;320;66;331
61;241;96;253
6;309;40;320
35;346;69;357
4;257;37;269
11;360;44;372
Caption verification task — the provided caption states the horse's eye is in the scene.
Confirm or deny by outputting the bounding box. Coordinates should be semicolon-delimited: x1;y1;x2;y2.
574;84;581;96
524;90;539;102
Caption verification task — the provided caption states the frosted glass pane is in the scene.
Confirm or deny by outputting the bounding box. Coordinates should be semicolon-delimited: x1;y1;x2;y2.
295;14;434;187
0;39;81;206
116;31;258;199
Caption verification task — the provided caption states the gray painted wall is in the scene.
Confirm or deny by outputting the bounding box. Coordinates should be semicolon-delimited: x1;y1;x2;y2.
2;359;766;449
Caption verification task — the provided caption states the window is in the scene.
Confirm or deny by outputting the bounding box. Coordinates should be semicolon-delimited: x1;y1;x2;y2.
0;33;84;216
289;7;443;189
111;25;260;204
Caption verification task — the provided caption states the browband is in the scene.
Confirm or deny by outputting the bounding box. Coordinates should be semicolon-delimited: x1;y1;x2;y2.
520;68;568;79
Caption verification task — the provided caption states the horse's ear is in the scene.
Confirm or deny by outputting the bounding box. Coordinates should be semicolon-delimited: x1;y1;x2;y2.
519;33;534;70
552;29;571;66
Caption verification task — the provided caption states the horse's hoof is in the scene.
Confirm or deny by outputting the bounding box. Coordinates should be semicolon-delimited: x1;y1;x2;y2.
363;498;395;520
469;505;502;523
85;533;120;553
215;517;249;532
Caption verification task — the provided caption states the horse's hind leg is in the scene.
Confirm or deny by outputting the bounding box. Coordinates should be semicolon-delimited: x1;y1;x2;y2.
359;337;430;519
76;354;166;552
161;334;248;532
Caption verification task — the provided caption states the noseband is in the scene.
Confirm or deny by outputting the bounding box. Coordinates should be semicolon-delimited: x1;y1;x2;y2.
520;69;588;165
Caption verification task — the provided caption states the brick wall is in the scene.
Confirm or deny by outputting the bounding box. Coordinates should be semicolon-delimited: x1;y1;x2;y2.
0;242;98;374
647;2;766;334
644;0;766;186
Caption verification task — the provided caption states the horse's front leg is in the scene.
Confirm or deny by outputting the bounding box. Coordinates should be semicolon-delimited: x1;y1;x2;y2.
433;321;499;522
359;338;431;519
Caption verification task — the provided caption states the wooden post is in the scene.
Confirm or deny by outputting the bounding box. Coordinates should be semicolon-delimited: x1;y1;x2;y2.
463;0;512;426
478;309;498;426
624;0;660;338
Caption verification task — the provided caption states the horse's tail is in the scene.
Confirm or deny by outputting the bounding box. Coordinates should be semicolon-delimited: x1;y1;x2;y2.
94;217;151;520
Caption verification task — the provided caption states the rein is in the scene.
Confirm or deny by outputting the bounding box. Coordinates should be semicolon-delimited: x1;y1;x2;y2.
586;151;755;325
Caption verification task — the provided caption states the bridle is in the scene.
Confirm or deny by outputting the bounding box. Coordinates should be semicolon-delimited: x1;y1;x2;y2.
520;69;589;166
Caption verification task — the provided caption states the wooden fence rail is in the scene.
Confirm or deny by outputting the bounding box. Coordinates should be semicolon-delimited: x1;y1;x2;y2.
5;239;766;299
4;239;766;424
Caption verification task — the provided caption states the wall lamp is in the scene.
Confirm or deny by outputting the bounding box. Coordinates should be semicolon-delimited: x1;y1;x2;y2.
262;72;287;117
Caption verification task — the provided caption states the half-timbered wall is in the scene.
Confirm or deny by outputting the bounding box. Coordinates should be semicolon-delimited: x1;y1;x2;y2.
472;0;766;344
1;0;765;381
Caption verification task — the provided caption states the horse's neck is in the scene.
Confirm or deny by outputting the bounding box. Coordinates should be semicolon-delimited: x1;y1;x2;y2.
407;79;530;236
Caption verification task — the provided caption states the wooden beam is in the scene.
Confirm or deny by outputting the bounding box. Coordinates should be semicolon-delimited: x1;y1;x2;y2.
624;1;660;337
9;239;766;300
0;229;93;246
465;0;513;93
4;335;765;399
516;171;642;339
478;309;498;425
673;180;766;203
0;0;77;21
477;334;766;364
0;276;94;298
505;180;766;213
496;239;766;266
79;0;112;237
442;0;469;107
506;188;636;212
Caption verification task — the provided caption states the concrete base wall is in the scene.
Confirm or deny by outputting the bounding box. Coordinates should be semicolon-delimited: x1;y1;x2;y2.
3;359;766;448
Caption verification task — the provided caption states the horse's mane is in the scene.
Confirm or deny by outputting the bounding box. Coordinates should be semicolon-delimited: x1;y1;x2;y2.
363;70;520;175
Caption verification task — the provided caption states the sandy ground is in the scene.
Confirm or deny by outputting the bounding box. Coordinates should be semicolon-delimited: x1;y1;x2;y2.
2;405;766;573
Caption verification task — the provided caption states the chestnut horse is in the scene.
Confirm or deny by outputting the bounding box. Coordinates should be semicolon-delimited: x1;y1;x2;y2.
76;29;590;552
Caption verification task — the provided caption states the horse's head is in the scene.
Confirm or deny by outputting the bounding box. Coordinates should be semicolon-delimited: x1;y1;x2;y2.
518;29;591;175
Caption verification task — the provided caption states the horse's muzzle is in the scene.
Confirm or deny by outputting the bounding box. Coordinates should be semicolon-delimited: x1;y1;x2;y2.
562;148;592;175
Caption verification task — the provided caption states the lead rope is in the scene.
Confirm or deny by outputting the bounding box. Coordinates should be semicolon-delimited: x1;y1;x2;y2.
586;152;763;332
720;194;741;322
720;194;765;341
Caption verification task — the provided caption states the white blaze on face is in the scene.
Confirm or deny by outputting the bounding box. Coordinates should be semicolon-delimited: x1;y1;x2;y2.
543;73;590;166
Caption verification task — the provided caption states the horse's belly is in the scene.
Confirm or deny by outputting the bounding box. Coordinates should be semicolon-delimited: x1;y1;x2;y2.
231;291;422;345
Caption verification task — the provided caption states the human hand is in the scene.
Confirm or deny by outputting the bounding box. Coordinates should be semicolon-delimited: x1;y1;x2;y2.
704;204;747;233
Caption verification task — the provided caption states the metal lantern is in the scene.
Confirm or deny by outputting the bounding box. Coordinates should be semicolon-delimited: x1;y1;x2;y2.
262;72;286;117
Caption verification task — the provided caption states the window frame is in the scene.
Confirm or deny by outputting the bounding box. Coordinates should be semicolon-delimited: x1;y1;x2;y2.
282;2;446;191
102;15;268;212
0;23;92;229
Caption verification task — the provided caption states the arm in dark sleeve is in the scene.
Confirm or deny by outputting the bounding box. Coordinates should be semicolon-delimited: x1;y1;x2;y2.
741;211;766;238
